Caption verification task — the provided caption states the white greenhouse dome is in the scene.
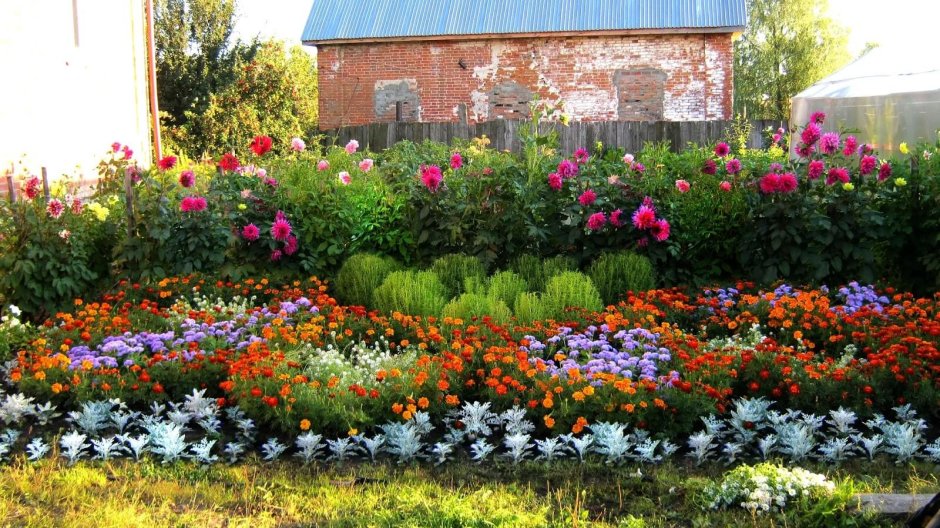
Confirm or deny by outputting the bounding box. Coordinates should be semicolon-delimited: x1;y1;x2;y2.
791;45;940;155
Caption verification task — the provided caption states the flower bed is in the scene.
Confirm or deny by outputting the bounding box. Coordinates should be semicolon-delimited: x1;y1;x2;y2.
1;276;937;467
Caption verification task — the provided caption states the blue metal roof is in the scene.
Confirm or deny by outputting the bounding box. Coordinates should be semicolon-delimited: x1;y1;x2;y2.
302;0;747;44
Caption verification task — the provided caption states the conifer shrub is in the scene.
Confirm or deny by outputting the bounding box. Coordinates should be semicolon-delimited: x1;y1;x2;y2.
430;254;486;299
486;271;529;309
372;270;447;316
442;293;511;324
333;253;401;307
542;271;603;319
588;251;657;305
510;254;577;292
513;292;546;324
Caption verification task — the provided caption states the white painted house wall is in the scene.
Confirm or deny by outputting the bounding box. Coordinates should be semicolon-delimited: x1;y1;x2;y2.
0;0;152;190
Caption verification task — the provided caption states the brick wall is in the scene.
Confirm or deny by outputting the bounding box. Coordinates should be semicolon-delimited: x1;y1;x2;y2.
317;33;735;129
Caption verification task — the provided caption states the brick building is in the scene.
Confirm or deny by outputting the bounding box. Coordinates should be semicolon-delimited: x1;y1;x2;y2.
302;0;746;129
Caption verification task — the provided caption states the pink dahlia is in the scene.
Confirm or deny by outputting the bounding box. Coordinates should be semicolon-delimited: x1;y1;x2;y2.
719;181;732;192
250;135;273;156
23;176;41;200
46;198;64;219
180;196;195;212
242;224;260;241
578;189;596;206
111;142;121;153
650;219;671;242
122;145;134;160
271;217;292;241
725;159;742;174
623;153;635;164
179;170;195;188
345;139;359;154
714;142;730;157
795;144;816;158
632;162;646;174
860;155;877;175
702;159;717;175
270;249;283;262
284;235;298;255
317;160;330;171
558;159;578;179
359;158;374;172
826;167;850;186
820;132;840;155
842;136;858;157
878;161;892;181
759;173;782;194
610;209;624;227
291;137;306;152
586;212;606;231
779;172;798;193
801;123;822;146
632;204;657;229
808;160;825;180
70;196;83;214
548;172;563;191
158;155;177;170
574;148;589;165
675;179;690;193
420;165;443;192
338;171;351;185
810;111;826;124
450;152;463;170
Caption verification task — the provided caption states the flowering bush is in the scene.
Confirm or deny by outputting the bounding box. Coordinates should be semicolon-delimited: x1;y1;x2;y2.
703;463;836;514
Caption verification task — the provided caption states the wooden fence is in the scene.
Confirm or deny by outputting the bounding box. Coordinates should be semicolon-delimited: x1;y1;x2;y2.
321;119;787;154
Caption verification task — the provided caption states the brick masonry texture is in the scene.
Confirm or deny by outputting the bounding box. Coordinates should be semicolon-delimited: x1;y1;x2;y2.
317;33;734;129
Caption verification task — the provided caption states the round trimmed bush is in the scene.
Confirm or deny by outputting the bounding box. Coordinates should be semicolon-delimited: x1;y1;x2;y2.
442;293;511;324
542;271;603;319
588;251;656;305
430;254;486;299
372;270;448;316
333;253;401;307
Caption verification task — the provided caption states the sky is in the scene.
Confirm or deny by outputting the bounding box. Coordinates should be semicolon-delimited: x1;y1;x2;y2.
233;0;936;58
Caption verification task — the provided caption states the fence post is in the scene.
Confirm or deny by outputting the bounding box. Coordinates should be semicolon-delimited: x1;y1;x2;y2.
41;167;50;202
124;167;136;238
5;168;15;203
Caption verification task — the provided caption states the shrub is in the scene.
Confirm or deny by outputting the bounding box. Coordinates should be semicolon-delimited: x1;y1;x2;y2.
430;254;486;299
542;271;603;319
588;251;656;305
333;253;401;307
486;271;529;309
372;270;447;316
511;254;577;292
442;293;511;324
513;292;546;324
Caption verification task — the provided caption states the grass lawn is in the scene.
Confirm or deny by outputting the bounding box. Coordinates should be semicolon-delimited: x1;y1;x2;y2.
0;458;936;527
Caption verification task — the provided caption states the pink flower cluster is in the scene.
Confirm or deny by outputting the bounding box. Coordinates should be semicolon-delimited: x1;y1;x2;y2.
758;172;799;194
421;165;443;192
450;152;463;170
632;197;670;242
180;196;207;212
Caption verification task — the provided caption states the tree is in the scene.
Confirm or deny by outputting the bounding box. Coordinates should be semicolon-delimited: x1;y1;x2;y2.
733;0;850;120
184;41;318;157
154;0;257;129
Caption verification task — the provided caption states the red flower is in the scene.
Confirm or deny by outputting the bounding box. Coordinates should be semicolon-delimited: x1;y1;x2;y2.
219;152;240;172
250;135;273;156
158;155;177;170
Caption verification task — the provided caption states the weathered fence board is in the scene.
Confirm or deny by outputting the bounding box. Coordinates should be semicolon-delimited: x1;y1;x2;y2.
323;119;786;154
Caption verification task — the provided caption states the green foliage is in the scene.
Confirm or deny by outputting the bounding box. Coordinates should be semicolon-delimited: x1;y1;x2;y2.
588;252;656;305
155;0;259;139
542;271;603;319
442;293;512;324
184;41;318;157
511;254;578;292
513;292;547;324
0;190;114;320
430;254;486;299
372;270;447;317
486;271;529;309
333;253;401;308
734;0;851;119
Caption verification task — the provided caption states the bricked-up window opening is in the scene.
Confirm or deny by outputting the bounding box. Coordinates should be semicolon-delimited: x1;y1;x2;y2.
374;80;419;122
614;69;667;121
488;82;533;119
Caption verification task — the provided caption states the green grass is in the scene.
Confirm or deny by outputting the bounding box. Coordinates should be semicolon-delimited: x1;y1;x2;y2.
0;458;932;527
